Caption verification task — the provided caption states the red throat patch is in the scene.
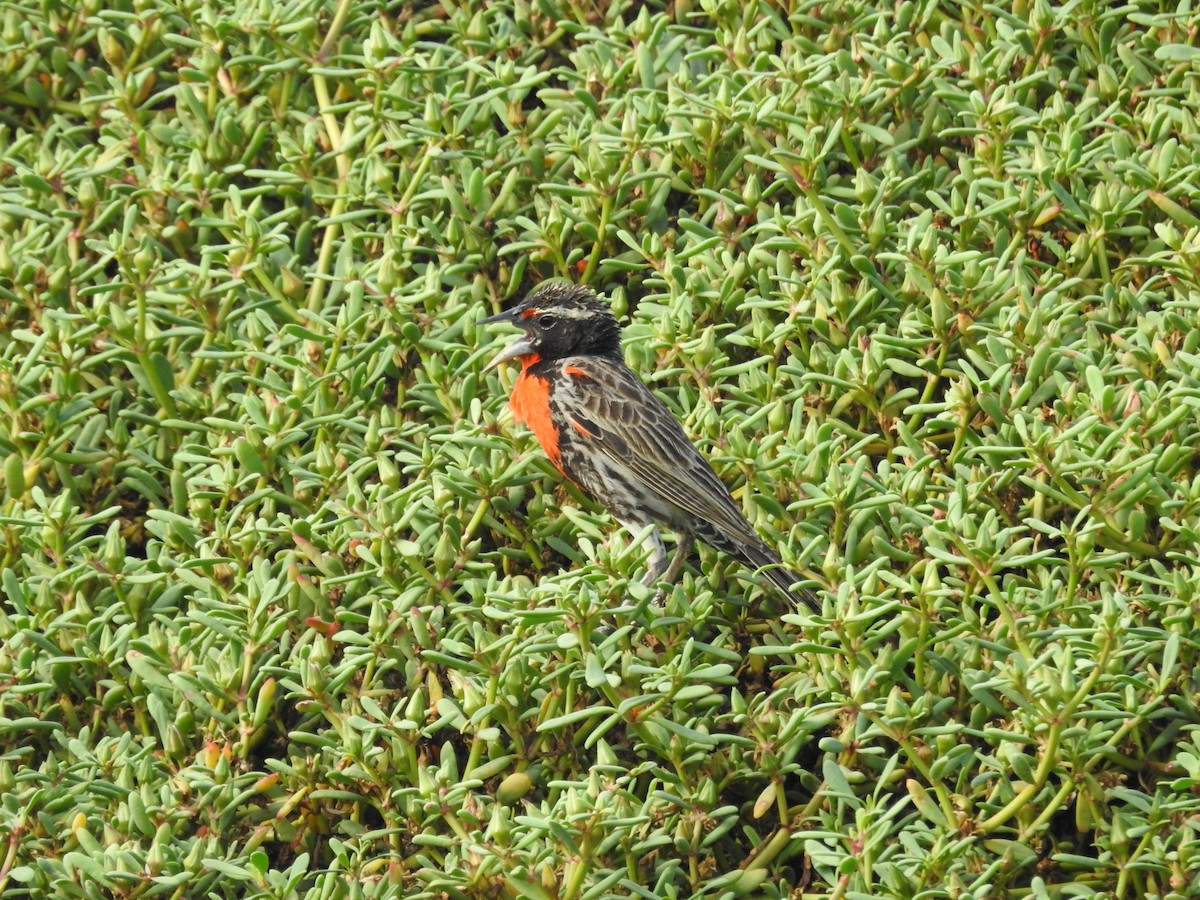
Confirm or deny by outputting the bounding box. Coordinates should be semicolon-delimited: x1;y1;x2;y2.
509;354;565;473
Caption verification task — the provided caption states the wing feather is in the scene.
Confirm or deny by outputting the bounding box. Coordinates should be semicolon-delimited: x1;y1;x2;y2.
558;356;761;542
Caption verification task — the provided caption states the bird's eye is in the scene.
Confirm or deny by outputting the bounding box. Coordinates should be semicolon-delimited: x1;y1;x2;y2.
535;314;555;328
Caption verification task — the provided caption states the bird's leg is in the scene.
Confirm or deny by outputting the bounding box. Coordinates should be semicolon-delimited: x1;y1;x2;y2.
658;533;693;586
618;523;692;606
616;519;668;586
651;533;694;606
636;526;668;587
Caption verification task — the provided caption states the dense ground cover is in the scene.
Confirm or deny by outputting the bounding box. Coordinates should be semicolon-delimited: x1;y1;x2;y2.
2;0;1200;897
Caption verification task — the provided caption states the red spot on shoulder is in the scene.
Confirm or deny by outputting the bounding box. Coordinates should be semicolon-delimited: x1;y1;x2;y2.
562;364;589;378
509;354;564;473
569;416;597;438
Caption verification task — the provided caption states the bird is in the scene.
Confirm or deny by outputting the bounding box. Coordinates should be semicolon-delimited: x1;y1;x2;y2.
480;280;819;612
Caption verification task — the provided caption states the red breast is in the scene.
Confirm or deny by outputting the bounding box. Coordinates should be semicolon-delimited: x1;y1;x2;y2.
508;354;565;474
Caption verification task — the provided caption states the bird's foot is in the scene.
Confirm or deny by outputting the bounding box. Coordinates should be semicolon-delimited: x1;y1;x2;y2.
642;534;694;608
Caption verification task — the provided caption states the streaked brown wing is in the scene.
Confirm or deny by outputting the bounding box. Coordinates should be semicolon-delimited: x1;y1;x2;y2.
558;356;761;542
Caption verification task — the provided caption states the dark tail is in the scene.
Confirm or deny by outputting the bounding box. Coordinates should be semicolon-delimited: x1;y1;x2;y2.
736;539;821;612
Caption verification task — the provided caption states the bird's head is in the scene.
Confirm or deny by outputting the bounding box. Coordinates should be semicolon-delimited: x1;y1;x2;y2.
481;281;622;370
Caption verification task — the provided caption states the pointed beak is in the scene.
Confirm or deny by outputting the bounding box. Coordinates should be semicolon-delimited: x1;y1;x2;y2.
483;335;535;371
478;308;533;371
478;309;514;326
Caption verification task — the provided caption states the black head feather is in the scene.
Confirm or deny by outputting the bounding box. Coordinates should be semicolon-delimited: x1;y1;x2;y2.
506;282;622;360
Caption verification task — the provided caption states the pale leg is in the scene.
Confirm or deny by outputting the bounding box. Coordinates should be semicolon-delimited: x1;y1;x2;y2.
658;533;693;586
616;519;668;586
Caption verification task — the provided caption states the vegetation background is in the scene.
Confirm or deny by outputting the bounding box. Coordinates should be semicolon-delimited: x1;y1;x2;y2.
2;0;1200;897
